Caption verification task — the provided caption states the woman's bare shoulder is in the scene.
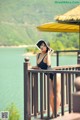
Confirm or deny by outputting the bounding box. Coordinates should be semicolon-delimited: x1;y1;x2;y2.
36;53;41;59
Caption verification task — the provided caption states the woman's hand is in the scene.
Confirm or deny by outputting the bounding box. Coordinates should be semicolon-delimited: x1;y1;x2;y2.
31;66;39;69
48;49;54;55
47;50;52;66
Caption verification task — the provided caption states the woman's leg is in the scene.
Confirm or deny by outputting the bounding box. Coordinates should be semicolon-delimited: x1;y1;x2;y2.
49;80;54;113
49;75;61;116
56;78;61;112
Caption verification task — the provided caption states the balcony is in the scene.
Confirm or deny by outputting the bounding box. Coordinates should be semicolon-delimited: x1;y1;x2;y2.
23;57;80;120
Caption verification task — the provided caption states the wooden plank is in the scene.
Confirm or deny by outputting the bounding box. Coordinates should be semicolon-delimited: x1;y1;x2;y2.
53;113;80;120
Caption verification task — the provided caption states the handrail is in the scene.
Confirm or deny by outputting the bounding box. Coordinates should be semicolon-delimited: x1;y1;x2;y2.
54;64;80;70
24;58;80;120
54;50;80;53
28;69;80;74
28;64;80;72
54;50;80;66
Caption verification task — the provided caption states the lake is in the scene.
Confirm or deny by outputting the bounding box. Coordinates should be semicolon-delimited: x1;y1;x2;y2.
0;48;77;120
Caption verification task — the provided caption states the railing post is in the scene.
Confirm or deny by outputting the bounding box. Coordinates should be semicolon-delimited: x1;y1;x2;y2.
54;73;57;117
56;51;59;66
68;73;71;113
24;57;30;120
40;73;43;119
61;73;64;115
77;51;80;64
34;73;38;117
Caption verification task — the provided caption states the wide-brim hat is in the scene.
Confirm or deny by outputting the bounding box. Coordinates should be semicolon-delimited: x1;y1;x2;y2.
36;40;50;50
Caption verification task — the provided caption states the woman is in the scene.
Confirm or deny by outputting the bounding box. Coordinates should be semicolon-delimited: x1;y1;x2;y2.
32;40;61;117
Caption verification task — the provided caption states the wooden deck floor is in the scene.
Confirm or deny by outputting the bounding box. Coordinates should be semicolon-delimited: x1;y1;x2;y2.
53;113;80;120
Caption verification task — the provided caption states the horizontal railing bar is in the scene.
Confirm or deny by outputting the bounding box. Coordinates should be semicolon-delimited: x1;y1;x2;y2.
54;64;80;70
28;69;80;74
29;65;80;70
54;50;80;53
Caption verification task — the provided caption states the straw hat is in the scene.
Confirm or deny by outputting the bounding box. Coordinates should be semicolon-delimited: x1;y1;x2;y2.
36;39;50;51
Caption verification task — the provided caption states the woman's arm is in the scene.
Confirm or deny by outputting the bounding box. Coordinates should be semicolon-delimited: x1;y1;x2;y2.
46;50;51;66
32;66;39;69
31;53;39;69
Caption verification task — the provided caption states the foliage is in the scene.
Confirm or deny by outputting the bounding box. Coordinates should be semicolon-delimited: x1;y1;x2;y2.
0;0;79;50
26;47;39;54
5;103;20;120
50;39;64;50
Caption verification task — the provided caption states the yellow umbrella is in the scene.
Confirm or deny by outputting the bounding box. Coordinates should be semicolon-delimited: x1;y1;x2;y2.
37;5;80;49
37;22;79;32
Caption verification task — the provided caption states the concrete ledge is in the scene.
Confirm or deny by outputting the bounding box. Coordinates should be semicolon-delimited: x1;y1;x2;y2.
73;91;80;112
53;113;80;120
74;77;80;91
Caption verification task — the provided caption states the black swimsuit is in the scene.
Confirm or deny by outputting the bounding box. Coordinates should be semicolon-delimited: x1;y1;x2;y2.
37;53;54;80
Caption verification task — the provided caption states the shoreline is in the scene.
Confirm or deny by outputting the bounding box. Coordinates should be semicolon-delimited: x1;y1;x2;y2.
0;45;77;56
23;52;77;57
0;45;28;48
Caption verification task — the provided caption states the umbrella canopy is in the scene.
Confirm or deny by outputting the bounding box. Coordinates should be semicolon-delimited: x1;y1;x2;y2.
37;22;79;32
37;5;80;49
55;5;80;24
55;5;80;49
37;5;80;32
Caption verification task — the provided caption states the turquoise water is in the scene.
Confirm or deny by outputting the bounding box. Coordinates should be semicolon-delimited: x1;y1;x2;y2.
0;48;77;120
0;48;25;120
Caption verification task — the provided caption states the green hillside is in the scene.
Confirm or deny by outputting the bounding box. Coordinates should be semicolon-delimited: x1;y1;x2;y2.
0;0;79;49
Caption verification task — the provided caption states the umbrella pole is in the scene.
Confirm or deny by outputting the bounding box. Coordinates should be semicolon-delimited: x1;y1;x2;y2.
77;25;80;64
79;25;80;50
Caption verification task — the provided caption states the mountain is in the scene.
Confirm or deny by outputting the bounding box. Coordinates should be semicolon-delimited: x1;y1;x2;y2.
0;0;79;48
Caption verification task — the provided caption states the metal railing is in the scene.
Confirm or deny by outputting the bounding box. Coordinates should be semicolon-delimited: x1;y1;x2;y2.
55;50;80;66
24;58;80;120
